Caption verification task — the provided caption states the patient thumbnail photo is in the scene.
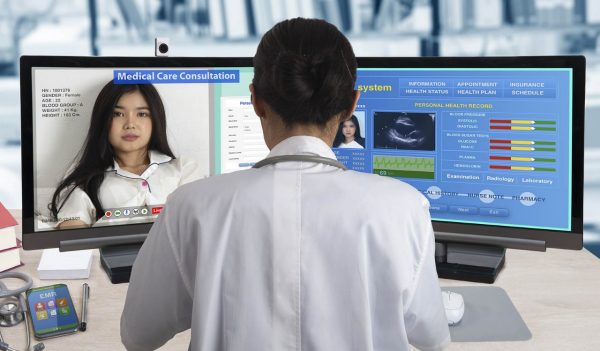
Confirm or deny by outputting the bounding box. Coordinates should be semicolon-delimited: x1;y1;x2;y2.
373;111;435;151
333;111;366;149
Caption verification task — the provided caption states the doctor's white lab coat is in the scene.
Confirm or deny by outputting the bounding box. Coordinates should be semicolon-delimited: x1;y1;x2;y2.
121;136;450;351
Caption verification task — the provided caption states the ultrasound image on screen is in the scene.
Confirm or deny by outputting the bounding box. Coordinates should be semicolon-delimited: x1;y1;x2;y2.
374;112;435;150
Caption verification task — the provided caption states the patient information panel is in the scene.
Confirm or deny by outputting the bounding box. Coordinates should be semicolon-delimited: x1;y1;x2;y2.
335;68;572;231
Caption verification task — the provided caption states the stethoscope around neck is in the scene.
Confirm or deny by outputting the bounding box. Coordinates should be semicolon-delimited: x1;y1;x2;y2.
252;155;347;170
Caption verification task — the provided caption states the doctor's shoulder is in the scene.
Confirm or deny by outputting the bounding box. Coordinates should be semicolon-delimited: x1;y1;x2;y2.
166;168;259;204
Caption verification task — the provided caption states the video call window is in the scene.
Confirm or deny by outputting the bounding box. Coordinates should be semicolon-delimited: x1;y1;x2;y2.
32;67;256;232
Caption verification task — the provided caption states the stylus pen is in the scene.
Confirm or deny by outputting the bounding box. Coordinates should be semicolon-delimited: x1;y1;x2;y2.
80;283;90;331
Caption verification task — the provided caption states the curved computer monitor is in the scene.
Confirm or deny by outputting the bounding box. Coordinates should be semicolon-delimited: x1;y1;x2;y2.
21;56;584;258
350;56;584;253
20;56;254;250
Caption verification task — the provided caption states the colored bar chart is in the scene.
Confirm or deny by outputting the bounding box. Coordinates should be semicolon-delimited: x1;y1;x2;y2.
490;156;555;162
490;119;556;125
490;125;556;131
489;165;556;172
489;139;555;145
489;139;556;152
490;145;556;151
489;119;556;131
488;135;557;173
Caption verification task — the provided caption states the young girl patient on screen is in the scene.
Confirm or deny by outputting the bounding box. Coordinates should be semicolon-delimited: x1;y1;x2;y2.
50;80;202;229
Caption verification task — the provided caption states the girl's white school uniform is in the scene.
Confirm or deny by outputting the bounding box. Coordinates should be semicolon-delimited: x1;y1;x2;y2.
338;139;364;149
56;150;203;226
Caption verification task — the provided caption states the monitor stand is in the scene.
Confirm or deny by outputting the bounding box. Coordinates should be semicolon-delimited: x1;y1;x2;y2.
60;233;147;284
435;241;506;284
99;243;142;284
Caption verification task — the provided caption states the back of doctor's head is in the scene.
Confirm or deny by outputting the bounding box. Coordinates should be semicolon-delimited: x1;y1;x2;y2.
252;18;357;126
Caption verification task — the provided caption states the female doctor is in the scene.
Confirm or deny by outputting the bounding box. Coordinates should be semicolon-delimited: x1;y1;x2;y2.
121;18;450;351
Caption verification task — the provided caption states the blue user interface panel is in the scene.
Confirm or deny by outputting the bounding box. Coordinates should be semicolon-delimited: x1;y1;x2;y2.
335;69;572;231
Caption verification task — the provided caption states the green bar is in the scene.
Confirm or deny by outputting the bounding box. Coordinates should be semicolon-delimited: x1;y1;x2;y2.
534;121;556;125
372;156;435;172
373;169;435;179
534;141;556;145
534;158;555;162
535;167;556;172
535;147;556;152
536;127;556;131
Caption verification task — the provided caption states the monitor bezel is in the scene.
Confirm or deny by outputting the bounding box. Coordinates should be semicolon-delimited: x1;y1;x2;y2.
21;55;584;250
357;56;584;250
20;56;254;250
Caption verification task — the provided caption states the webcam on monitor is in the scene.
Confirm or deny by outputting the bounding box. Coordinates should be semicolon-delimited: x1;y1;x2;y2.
154;37;169;57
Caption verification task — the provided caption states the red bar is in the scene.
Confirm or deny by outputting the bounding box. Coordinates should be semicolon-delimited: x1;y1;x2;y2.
490;125;511;130
490;156;511;160
490;119;511;123
490;139;511;144
152;207;163;215
490;165;511;170
490;146;511;150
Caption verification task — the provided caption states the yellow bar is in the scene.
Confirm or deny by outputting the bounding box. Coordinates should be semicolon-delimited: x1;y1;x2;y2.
511;120;535;124
511;146;535;151
512;166;535;171
511;126;535;131
511;157;534;162
511;140;534;145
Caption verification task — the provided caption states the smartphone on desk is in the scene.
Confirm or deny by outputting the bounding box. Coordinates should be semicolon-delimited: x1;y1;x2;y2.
26;284;79;339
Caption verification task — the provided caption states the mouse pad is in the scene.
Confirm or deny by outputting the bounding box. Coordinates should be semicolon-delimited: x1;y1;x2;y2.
443;286;532;342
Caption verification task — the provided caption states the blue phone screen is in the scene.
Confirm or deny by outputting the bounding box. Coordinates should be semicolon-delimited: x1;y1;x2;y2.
27;285;79;335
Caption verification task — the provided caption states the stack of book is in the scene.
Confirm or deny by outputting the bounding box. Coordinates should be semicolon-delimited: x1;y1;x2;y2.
0;201;21;272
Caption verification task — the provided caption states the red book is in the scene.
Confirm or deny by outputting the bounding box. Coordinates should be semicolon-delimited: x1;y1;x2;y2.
0;201;17;228
0;202;18;251
0;239;22;272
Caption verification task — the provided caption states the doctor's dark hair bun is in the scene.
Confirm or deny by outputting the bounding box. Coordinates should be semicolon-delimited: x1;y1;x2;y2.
253;18;357;126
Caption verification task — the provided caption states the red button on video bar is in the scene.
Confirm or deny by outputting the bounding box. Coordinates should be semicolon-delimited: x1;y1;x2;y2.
151;207;163;215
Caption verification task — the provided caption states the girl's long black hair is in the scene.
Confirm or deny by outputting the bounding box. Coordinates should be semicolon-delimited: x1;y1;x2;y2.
333;114;365;148
50;81;175;221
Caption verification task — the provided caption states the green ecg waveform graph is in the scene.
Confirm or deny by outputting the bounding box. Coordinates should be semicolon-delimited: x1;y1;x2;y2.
373;156;435;179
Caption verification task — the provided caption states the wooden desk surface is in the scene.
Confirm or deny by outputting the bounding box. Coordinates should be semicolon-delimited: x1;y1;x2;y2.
7;210;600;350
